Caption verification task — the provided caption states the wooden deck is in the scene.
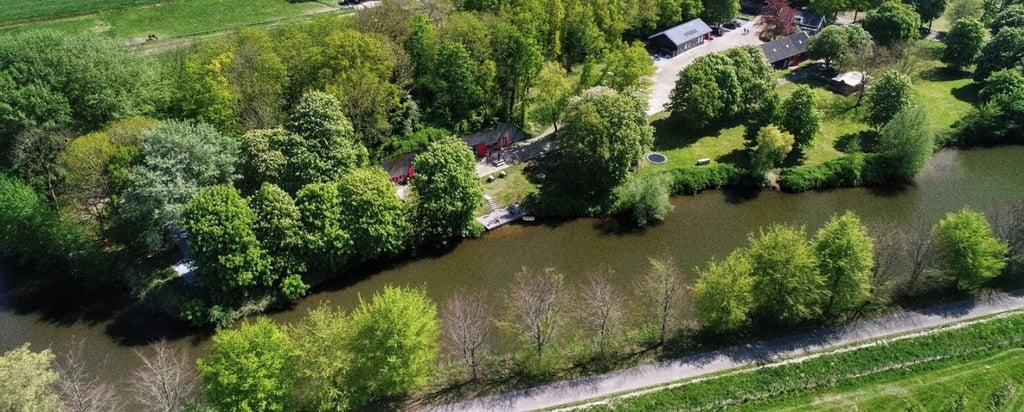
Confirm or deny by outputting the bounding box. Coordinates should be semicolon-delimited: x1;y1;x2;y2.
477;204;529;231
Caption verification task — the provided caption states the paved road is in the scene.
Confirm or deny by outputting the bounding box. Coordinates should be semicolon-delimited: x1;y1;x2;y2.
647;18;765;115
423;289;1024;412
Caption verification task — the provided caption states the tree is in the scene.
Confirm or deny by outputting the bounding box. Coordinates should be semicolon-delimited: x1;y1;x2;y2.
779;86;821;150
932;208;1009;289
287;304;351;411
295;182;354;273
748;224;828;325
942;18;987;70
56;132;115;211
751;124;795;174
171;42;239;133
693;250;754;334
249;183;307;300
635;256;686;345
947;0;985;21
668;47;773;128
808;25;874;71
56;341;120;412
181;185;271;315
871;105;935;182
336;168;412;261
411;136;483;246
759;0;798;39
577;269;628;355
615;173;674;226
810;0;849;18
815;212;875;316
428;41;493;131
862;1;922;47
909;0;951;28
991;4;1024;35
442;291;491;381
531;62;573;132
702;0;739;24
345;286;440;407
7;125;70;202
122;121;239;251
130;340;199;412
867;70;915;128
601;41;656;92
559;87;653;200
974;27;1024;82
284;91;369;183
979;69;1024;102
492;22;544;126
198;318;294;412
507;267;566;359
0;344;62;412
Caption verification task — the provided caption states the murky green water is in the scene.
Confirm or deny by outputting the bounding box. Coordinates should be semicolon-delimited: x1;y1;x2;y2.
2;146;1023;387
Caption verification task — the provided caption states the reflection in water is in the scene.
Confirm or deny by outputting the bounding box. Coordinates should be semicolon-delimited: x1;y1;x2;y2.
1;146;1023;386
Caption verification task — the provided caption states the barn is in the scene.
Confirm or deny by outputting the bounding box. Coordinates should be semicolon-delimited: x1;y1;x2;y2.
647;18;713;57
760;31;810;69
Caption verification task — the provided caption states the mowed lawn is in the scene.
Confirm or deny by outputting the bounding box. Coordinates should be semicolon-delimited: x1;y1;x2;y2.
0;0;332;40
745;348;1024;411
477;162;538;216
641;39;977;174
0;0;162;25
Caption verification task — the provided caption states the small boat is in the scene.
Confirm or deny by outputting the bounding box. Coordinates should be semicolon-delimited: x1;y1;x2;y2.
521;216;535;222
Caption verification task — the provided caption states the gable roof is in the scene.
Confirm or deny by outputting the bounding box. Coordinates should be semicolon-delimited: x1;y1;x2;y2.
759;31;810;63
793;10;825;30
647;18;713;46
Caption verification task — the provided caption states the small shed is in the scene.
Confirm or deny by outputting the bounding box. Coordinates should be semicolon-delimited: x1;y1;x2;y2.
760;31;810;69
461;123;526;158
647;18;714;57
792;10;825;34
830;71;869;95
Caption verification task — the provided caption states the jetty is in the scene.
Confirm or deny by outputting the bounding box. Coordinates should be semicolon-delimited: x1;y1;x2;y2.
477;203;529;231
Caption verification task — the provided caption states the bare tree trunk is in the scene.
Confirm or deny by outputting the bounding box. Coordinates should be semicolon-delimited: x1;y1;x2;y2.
906;220;935;291
442;291;491;381
508;267;565;360
129;340;199;412
56;340;121;412
578;268;627;356
635;256;685;346
867;220;906;302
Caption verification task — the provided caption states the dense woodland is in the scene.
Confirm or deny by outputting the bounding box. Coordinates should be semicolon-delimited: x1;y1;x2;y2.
2;0;1024;410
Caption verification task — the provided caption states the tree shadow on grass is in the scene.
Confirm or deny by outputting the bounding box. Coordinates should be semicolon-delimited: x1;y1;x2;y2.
716;148;750;168
651;112;739;151
951;82;982;104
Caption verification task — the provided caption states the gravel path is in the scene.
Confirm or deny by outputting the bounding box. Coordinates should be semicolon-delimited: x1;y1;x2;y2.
424;289;1024;411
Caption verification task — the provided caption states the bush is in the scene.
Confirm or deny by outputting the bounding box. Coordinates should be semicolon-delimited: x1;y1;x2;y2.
615;173;674;226
662;163;745;195
778;154;868;192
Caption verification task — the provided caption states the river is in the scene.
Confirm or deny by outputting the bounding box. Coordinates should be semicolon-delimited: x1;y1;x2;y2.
2;146;1023;390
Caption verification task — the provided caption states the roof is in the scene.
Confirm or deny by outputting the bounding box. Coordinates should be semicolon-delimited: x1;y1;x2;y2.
647;18;713;46
759;31;810;63
832;71;869;87
793;10;825;30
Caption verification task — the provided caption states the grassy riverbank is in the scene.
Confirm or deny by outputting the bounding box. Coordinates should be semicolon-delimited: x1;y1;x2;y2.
583;312;1024;411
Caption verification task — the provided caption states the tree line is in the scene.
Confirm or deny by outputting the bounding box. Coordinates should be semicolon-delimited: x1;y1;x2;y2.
3;205;1019;411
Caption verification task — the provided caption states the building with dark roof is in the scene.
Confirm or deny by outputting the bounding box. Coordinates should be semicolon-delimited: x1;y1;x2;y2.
646;18;713;57
793;10;825;34
760;31;810;69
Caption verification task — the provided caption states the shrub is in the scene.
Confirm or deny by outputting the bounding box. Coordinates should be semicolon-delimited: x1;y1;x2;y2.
615;173;674;226
662;163;745;195
778;154;868;192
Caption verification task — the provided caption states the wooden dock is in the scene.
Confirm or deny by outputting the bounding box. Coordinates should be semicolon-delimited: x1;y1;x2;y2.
477;204;529;231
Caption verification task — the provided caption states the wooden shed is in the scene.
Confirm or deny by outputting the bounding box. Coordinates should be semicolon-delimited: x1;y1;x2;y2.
646;19;714;57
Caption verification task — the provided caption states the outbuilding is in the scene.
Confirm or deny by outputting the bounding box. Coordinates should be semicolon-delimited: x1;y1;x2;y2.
647;18;714;57
760;31;810;69
792;10;826;34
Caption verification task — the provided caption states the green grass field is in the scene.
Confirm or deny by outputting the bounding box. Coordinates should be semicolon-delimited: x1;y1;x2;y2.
0;0;333;41
584;312;1024;412
0;0;163;25
751;349;1024;411
477;163;538;216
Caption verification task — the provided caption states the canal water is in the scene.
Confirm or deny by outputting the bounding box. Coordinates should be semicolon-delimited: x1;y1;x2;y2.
2;146;1023;387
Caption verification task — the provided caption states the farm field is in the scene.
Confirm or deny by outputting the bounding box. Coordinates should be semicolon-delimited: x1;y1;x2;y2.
0;0;163;25
0;0;335;43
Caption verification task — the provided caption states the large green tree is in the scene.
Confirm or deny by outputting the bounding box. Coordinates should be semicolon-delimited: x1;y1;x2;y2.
908;0;951;28
974;27;1024;81
668;47;773;129
779;86;821;151
530;62;573;133
344;286;440;408
807;25;874;71
701;0;739;24
249;183;308;301
751;124;795;175
0;344;61;412
693;250;754;334
121;121;239;251
295;182;354;273
336;168;412;260
862;1;922;46
814;212;874;316
870;105;935;182
180;185;272;316
411;136;483;246
492;22;544;126
932;208;1009;289
867;70;915;128
56;132;115;212
284;91;369;182
810;0;849;18
991;4;1024;35
942;18;987;70
558;87;653;201
198;318;294;412
748;224;828;325
287;304;351;411
947;0;985;21
601;41;655;92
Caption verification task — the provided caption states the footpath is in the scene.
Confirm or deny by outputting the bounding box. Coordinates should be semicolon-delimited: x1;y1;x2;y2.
424;289;1024;411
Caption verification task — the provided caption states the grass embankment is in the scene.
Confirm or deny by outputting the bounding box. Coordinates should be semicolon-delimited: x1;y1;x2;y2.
640;40;975;177
0;0;334;42
477;163;538;215
0;0;162;26
584;312;1024;411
